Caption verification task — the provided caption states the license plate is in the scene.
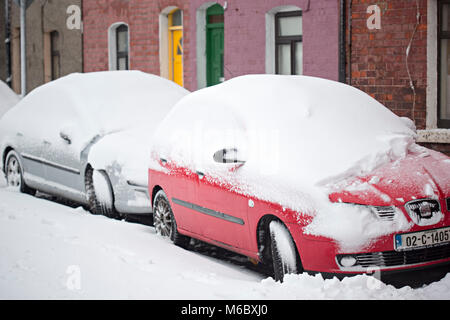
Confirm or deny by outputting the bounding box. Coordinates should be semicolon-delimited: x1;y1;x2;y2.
395;227;450;251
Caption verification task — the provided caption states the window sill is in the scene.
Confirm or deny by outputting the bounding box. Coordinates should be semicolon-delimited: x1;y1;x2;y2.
416;129;450;144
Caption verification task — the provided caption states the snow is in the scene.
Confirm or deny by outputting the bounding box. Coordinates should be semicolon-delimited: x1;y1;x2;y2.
0;181;449;299
0;71;189;177
149;75;419;251
269;220;297;273
92;170;113;206
0;81;20;119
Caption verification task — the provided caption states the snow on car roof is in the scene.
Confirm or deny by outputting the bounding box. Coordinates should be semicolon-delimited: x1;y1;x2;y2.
150;74;418;251
153;74;416;187
21;70;189;134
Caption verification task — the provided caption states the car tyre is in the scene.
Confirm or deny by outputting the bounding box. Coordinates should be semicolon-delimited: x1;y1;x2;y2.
153;190;190;249
5;150;36;195
269;220;301;282
85;166;120;219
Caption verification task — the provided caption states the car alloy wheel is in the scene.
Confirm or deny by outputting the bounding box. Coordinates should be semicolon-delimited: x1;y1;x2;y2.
153;190;190;248
6;153;22;190
5;151;35;195
154;193;173;238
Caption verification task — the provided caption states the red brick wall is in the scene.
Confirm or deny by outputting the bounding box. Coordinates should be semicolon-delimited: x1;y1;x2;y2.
83;0;192;87
347;0;428;128
346;0;450;156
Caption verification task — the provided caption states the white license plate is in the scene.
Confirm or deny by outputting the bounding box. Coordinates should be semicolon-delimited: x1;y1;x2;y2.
395;227;450;251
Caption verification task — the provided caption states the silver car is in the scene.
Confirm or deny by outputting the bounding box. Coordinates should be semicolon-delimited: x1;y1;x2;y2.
0;71;189;218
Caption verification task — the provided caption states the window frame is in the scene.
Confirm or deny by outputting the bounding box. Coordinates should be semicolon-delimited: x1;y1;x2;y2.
50;31;60;80
116;24;129;71
274;10;303;75
438;0;450;128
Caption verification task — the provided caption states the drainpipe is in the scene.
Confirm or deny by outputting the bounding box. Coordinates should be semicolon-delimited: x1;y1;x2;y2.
5;0;12;87
20;0;26;96
339;0;346;83
347;0;352;85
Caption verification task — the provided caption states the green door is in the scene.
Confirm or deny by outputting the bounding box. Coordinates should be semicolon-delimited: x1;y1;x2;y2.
206;4;224;87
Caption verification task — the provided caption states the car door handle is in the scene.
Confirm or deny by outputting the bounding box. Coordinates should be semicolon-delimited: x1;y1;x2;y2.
16;132;23;137
196;171;204;179
43;140;51;145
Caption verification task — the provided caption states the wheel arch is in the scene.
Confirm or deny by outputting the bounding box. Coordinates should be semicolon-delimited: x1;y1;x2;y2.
150;185;163;209
256;214;303;270
2;146;15;172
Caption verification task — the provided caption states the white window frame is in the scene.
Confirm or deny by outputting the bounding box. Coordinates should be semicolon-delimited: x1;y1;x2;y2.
418;0;450;143
265;5;302;74
108;22;130;71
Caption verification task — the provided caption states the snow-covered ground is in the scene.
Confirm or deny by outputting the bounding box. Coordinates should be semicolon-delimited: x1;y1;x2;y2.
0;173;449;300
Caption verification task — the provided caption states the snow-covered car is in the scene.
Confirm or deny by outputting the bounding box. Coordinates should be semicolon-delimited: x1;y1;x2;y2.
147;75;450;281
0;80;20;118
0;71;189;218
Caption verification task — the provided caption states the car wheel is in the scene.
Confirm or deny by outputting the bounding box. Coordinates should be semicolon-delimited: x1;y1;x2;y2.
85;166;120;219
5;150;36;195
269;220;300;282
153;190;190;248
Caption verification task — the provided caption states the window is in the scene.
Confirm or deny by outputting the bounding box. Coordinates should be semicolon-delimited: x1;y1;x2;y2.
108;23;129;70
50;31;60;80
275;11;302;75
439;1;450;128
116;24;129;70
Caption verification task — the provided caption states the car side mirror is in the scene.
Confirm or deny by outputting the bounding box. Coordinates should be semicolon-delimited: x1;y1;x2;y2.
213;148;246;165
59;131;72;145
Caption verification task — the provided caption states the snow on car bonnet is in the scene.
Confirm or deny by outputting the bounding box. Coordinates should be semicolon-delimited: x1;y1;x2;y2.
150;75;417;251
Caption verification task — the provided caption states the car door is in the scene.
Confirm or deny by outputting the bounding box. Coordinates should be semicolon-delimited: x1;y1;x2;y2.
192;126;251;251
194;165;251;251
38;104;87;203
7;95;50;190
160;159;201;234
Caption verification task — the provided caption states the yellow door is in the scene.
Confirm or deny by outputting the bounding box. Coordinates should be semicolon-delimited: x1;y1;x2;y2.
171;29;183;86
169;9;183;87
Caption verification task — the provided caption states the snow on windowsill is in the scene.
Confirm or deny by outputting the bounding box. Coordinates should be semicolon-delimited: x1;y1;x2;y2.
417;129;450;144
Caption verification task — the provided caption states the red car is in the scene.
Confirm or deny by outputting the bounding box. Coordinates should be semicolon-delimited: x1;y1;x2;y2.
147;75;450;282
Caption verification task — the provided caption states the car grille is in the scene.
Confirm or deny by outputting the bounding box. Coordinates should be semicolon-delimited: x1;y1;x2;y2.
337;243;450;269
372;206;396;221
405;199;441;226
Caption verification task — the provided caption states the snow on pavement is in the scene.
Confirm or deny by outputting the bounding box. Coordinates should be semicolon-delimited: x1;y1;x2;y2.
0;174;449;299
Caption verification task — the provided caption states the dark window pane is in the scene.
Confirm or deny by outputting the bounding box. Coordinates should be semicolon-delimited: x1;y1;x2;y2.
294;41;303;75
117;28;128;53
172;9;182;27
442;4;450;32
440;38;450;120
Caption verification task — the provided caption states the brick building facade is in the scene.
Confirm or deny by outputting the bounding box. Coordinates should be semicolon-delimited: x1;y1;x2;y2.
2;0;83;95
347;0;450;155
83;0;340;91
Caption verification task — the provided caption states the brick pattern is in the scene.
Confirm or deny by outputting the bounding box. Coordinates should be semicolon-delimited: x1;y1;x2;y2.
347;0;428;128
83;0;191;86
83;0;339;91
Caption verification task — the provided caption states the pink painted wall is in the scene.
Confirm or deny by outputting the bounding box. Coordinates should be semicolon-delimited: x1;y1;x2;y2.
84;0;339;92
184;0;340;90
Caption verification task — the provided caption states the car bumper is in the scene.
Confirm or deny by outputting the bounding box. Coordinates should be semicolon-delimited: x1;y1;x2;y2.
289;225;450;275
